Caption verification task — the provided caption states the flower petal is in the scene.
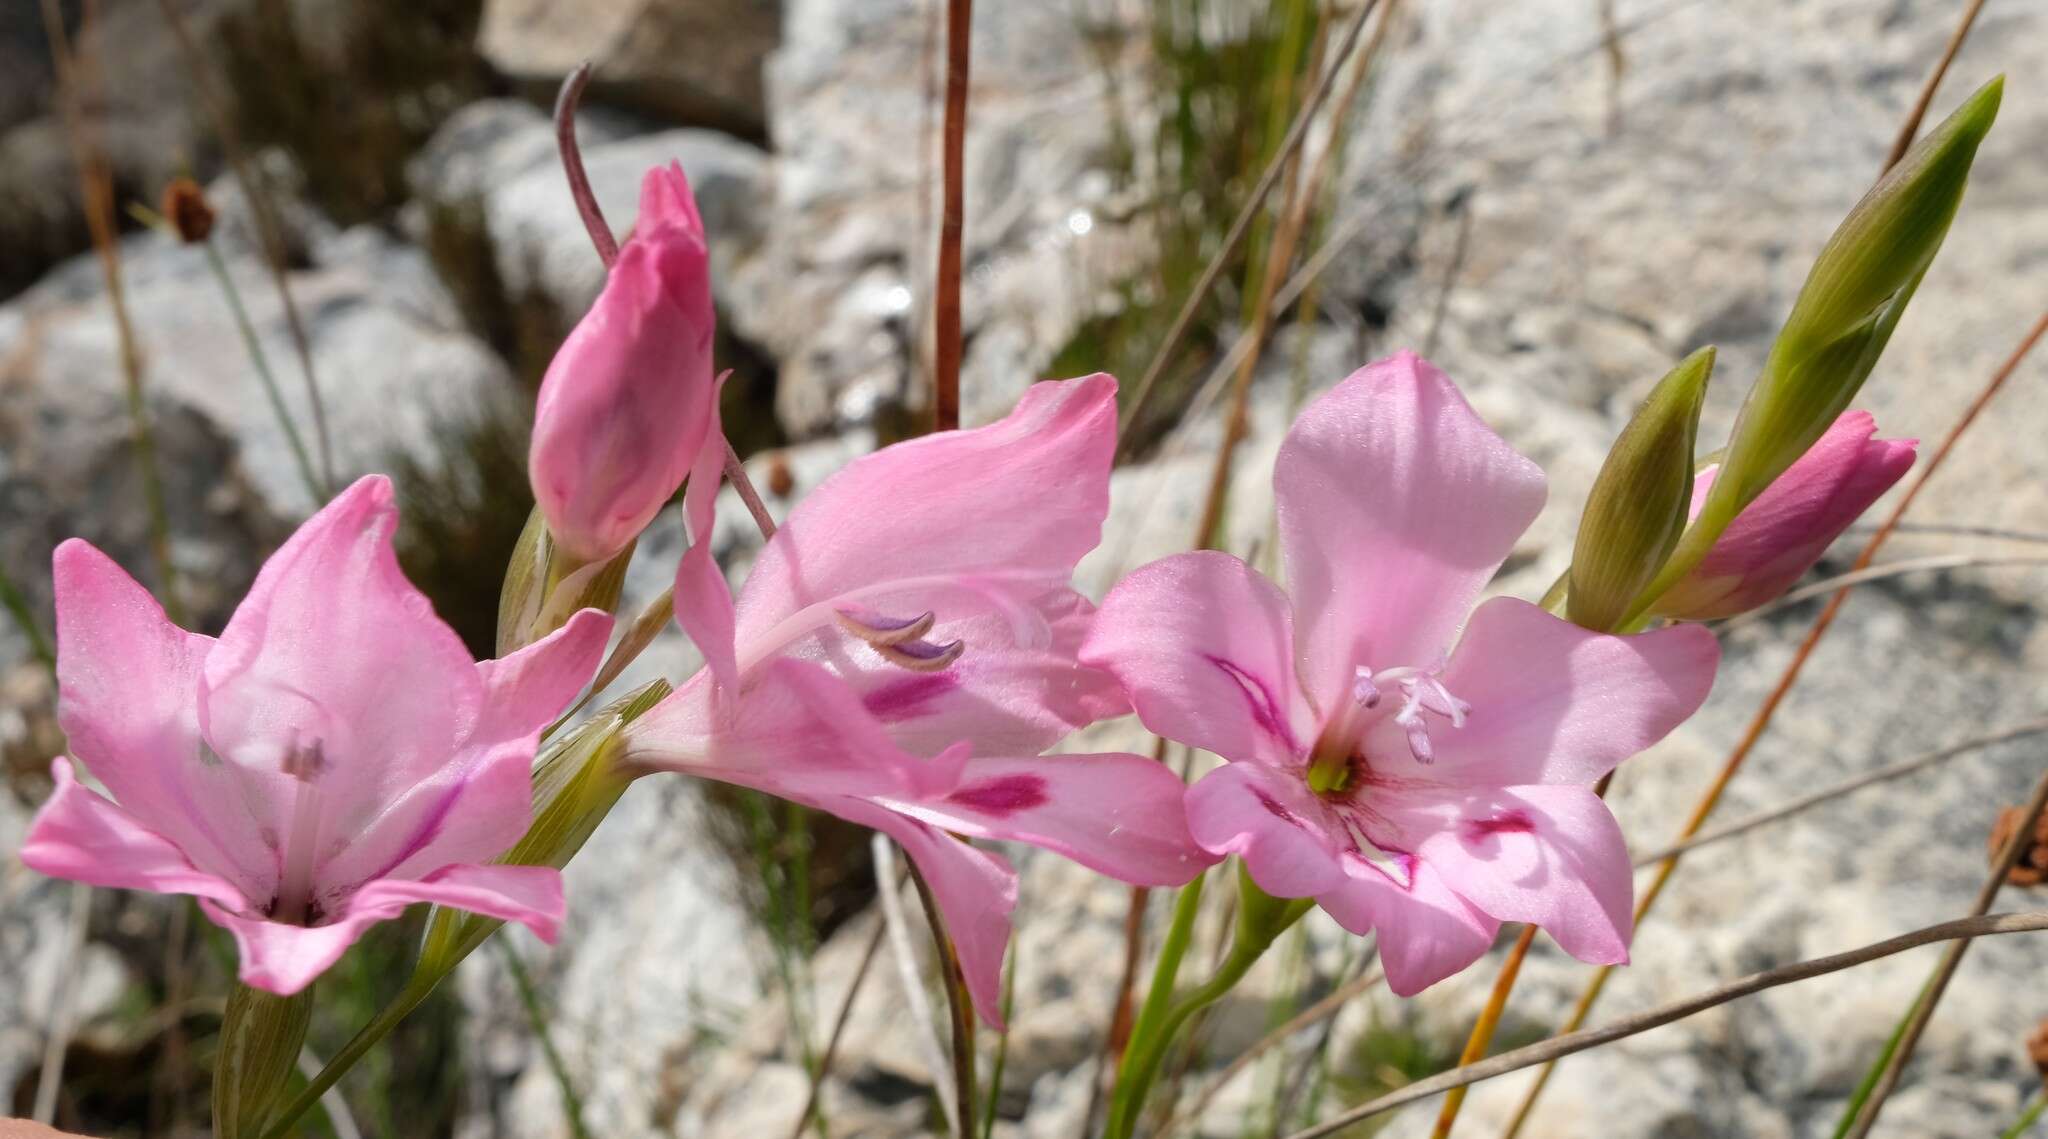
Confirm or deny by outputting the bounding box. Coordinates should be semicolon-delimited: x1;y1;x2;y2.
475;607;614;743
202;863;563;995
1397;784;1634;966
826;795;1018;1028
21;759;248;909
1275;352;1545;702
1185;762;1345;897
200;476;484;841
1083;551;1312;767
813;589;1129;758
50;539;275;897
674;404;740;698
1422;597;1719;785
732;374;1118;667
1315;854;1498;997
880;752;1213;887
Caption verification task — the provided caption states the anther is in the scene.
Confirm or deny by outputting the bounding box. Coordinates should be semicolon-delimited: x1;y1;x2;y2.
873;638;965;672
835;608;939;647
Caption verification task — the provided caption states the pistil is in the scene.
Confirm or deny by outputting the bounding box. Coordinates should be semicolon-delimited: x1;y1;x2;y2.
273;738;327;926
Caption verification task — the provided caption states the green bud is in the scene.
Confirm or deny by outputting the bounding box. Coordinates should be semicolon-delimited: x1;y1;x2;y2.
1714;77;1998;517
1567;347;1714;633
497;506;635;655
212;984;312;1139
415;678;670;981
1628;77;1999;623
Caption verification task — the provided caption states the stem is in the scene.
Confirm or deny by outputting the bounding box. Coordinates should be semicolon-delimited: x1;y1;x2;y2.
1104;872;1207;1139
204;237;322;505
1279;911;2048;1139
2000;1088;2048;1139
932;0;972;433
497;941;593;1139
259;974;438;1139
1431;925;1537;1136
911;865;979;1139
555;63;620;269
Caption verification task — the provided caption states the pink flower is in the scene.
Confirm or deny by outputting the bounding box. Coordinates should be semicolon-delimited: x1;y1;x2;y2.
21;477;611;995
625;375;1211;1023
1080;353;1720;996
529;162;718;564
1654;411;1916;620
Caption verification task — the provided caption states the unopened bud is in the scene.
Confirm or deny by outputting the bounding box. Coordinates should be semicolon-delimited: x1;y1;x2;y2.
1567;347;1713;632
161;177;216;244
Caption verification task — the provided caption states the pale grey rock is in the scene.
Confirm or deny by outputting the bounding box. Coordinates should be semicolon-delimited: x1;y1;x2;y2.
477;0;780;134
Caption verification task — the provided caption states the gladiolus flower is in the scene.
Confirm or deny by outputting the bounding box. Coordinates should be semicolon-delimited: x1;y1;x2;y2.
21;477;611;995
1653;411;1915;620
529;162;717;564
625;375;1211;1024
1081;353;1720;996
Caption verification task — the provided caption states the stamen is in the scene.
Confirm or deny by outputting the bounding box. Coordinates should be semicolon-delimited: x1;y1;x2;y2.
873;637;965;672
273;737;327;925
834;608;938;647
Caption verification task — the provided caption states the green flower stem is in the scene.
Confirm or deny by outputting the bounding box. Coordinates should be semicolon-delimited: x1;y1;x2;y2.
258;973;437;1139
203;237;324;505
1999;1089;2047;1139
1106;868;1312;1139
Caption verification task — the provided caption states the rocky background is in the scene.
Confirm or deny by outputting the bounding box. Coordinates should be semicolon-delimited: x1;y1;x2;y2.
3;1;2047;1137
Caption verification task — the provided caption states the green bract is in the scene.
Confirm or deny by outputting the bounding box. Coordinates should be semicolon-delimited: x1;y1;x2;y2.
1568;347;1715;633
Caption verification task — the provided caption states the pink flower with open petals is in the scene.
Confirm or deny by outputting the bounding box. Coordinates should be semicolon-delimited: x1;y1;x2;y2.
1080;353;1720;995
21;477;611;995
624;375;1210;1023
530;161;717;563
1654;411;1916;620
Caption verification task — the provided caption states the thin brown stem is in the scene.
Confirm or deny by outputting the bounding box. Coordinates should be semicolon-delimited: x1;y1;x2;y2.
1432;925;1536;1136
555;63;620;269
1117;0;1383;454
1719;553;2048;631
1844;767;2048;1135
1882;0;1989;171
1499;309;2048;1135
154;0;333;493
1633;719;2048;868
785;918;890;1139
1278;911;2048;1139
932;0;972;434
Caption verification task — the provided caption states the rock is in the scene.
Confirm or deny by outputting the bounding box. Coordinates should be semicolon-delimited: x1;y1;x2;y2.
731;0;1155;437
477;0;780;136
407;97;773;328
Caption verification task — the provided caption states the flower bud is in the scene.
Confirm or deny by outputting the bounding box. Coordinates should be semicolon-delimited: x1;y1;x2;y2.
1706;79;1994;519
1651;412;1913;620
212;984;311;1139
529;161;717;564
1567;347;1714;632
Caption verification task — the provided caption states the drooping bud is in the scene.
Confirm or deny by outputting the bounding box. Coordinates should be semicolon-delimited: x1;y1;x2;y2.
212;984;311;1139
1567;347;1714;633
497;506;634;654
529;161;717;565
1651;412;1914;620
1630;78;1998;621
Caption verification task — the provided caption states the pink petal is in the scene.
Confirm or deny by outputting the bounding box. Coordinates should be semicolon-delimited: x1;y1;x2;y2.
1421;597;1719;785
1657;411;1917;619
475;607;614;743
21;759;248;910
731;374;1118;666
1082;551;1311;767
1397;784;1635;966
1185;762;1345;898
200;476;484;844
813;589;1129;759
880;752;1213;887
826;795;1018;1028
673;407;740;698
1274;352;1545;703
1315;854;1498;997
50;540;274;898
624;659;960;799
530;165;717;563
202;863;563;995
310;732;535;901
